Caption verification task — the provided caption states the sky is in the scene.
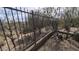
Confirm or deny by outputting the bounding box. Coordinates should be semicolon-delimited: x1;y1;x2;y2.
0;7;66;20
0;7;37;22
0;7;69;22
0;7;45;22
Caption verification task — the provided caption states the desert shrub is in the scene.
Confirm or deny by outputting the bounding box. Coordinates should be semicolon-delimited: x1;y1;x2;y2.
22;26;34;34
64;25;70;32
58;19;64;29
52;20;58;32
23;35;33;44
45;26;49;31
73;32;79;42
64;19;71;32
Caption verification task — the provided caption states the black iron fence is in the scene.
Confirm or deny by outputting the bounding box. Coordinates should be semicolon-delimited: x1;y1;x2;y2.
0;7;53;51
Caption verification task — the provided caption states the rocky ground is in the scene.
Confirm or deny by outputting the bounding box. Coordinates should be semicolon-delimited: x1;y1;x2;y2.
0;27;52;51
38;36;79;51
38;33;79;51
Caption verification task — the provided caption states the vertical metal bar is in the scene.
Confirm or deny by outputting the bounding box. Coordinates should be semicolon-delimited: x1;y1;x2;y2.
42;16;44;28
48;17;49;26
27;9;29;31
0;19;10;51
0;19;3;51
20;7;25;30
27;10;29;28
20;7;25;49
27;9;33;44
24;8;28;46
16;7;24;50
38;11;41;34
24;8;27;32
4;8;16;50
32;10;36;46
0;20;3;51
11;9;21;50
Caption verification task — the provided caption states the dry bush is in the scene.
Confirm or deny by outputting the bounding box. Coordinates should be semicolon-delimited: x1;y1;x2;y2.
73;32;79;42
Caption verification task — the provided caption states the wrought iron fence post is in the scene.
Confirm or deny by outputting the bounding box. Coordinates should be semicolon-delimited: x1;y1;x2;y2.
42;17;44;28
38;10;41;34
20;7;25;49
32;10;36;46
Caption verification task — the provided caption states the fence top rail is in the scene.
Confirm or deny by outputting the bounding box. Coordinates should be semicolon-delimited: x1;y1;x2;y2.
3;7;54;19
